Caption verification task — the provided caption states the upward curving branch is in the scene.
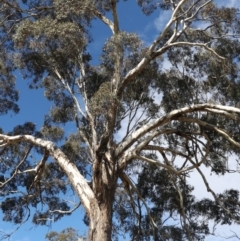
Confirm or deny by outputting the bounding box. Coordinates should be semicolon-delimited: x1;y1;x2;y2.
92;8;115;34
117;104;240;168
117;0;225;97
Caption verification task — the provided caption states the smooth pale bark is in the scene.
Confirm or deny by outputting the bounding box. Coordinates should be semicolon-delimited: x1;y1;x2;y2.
0;135;95;214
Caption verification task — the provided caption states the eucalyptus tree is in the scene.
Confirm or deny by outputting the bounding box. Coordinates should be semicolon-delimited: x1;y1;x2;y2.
45;228;81;241
1;0;240;240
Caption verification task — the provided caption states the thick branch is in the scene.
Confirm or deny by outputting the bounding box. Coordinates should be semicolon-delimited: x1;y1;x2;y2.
117;104;240;158
91;8;115;34
110;0;119;34
0;134;95;214
117;104;240;169
117;0;227;97
117;0;188;95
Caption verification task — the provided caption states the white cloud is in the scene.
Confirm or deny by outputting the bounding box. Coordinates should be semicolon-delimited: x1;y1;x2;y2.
188;157;240;240
154;10;172;32
189;163;240;200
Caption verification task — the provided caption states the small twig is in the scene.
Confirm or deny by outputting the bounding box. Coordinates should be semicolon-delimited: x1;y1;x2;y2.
120;172;158;238
0;146;32;188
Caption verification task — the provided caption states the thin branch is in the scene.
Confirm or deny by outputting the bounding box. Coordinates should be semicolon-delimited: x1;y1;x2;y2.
28;149;49;191
195;165;240;225
122;96;147;140
135;154;179;175
120;172;158;234
178;134;210;174
170;175;192;241
184;0;212;24
54;68;95;153
0;206;31;241
50;201;81;214
121;177;140;228
143;145;189;159
178;116;240;149
0;146;32;188
54;69;86;118
221;230;240;240
0;134;95;214
164;42;225;61
77;54;97;149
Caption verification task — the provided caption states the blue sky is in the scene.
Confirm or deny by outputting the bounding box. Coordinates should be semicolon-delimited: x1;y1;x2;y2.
1;0;240;240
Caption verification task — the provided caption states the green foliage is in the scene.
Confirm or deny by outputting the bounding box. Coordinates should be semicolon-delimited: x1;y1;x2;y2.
0;57;19;114
1;1;240;240
45;227;82;241
114;163;240;240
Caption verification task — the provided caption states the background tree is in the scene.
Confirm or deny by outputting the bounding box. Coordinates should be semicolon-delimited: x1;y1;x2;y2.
45;227;86;241
1;0;240;240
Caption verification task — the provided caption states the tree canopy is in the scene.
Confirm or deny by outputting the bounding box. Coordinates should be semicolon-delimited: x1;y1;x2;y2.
1;0;240;240
45;227;85;241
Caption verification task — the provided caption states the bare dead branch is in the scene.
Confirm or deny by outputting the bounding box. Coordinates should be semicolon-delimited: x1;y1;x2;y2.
50;201;81;214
